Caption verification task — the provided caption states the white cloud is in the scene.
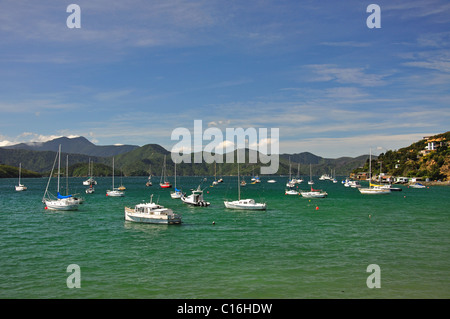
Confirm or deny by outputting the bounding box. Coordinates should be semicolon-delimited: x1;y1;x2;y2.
305;64;389;87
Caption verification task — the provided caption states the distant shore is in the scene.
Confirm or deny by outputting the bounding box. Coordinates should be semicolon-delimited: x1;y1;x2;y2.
409;181;450;186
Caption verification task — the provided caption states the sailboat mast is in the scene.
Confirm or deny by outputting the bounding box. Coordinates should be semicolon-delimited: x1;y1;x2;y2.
18;163;21;185
174;162;177;188
112;157;115;189
369;148;372;188
57;144;61;193
238;154;241;200
66;155;69;196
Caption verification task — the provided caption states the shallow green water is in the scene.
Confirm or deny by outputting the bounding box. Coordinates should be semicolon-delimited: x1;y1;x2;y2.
0;176;449;298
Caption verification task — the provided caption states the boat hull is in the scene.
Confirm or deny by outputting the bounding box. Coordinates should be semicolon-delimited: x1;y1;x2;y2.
107;190;125;197
124;207;181;224
181;196;210;206
170;191;182;199
300;191;328;198
44;199;79;211
224;200;266;210
358;188;391;194
15;185;27;191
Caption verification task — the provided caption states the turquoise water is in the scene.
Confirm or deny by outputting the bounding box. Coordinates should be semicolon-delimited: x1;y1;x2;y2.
0;176;449;298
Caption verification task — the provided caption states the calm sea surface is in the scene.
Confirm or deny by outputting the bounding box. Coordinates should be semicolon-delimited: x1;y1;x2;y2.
0;176;449;298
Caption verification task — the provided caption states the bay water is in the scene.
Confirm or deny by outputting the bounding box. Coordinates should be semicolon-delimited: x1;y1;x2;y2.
1;176;448;298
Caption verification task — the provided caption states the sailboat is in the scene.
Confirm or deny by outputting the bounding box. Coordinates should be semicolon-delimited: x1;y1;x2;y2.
286;157;296;187
224;153;267;210
15;163;27;191
307;164;314;185
64;155;84;204
212;162;219;186
42;145;79;211
294;163;303;183
300;185;328;198
82;158;97;186
285;158;298;194
160;155;172;188
359;149;391;195
146;165;152;187
106;157;125;197
170;162;182;199
85;158;95;194
118;170;126;191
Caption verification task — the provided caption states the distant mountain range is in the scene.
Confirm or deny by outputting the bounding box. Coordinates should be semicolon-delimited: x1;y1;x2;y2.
2;136;139;157
0;136;371;177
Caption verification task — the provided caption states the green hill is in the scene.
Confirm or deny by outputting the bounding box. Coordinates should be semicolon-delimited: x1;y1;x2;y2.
352;131;450;181
1;137;371;177
0;164;42;178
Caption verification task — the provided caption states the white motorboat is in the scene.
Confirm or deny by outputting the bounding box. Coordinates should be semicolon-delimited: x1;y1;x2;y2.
224;158;266;210
15;163;27;191
350;180;361;188
82;177;97;185
125;195;181;224
85;185;95;194
409;183;426;189
42;145;79;211
285;188;298;195
267;179;276;183
181;183;210;207
106;157;125;197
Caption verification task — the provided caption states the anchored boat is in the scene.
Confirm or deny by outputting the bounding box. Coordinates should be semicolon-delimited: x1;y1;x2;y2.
125;195;181;224
181;183;210;207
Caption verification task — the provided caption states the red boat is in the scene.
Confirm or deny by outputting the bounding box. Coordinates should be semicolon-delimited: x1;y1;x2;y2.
160;182;172;188
159;155;172;188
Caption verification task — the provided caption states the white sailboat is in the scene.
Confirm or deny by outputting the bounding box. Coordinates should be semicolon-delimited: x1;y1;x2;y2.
294;163;303;183
146;165;152;187
285;159;298;195
359;149;391;195
15;163;27;191
170;162;182;199
82;158;97;186
224;154;267;210
64;155;84;204
85;158;95;194
106;157;125;197
42;145;79;211
300;186;328;198
212;162;219;186
286;157;296;187
307;164;314;185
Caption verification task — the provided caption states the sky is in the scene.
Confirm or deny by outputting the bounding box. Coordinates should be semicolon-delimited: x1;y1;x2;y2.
0;0;449;158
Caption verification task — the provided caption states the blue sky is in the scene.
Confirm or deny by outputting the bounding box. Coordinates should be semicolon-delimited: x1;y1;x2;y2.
0;0;449;157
